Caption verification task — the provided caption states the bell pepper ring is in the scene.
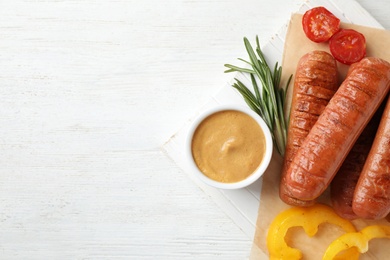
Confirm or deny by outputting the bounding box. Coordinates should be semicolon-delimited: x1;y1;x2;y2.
266;203;358;260
323;225;390;260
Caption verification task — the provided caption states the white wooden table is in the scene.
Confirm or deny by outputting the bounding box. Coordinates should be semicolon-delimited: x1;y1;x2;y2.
1;1;390;259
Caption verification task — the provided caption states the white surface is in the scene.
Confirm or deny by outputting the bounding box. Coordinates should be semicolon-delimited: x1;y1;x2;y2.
1;0;390;259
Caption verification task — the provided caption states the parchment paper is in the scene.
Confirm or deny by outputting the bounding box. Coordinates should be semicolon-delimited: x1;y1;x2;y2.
250;13;390;260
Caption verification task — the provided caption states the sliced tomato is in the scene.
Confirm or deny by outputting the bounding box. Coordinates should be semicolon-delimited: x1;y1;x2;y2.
329;29;366;65
302;6;340;43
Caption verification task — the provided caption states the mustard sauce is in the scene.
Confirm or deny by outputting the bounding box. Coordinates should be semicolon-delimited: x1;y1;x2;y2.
191;110;266;183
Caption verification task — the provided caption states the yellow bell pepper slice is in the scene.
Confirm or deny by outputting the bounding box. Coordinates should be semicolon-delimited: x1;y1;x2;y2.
266;203;358;260
323;225;390;260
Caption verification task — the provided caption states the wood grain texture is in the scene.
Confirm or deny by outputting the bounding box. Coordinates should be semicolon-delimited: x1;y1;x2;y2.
0;0;389;259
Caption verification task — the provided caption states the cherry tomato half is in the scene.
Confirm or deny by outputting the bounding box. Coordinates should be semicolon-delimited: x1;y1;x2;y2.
302;6;340;43
329;29;366;65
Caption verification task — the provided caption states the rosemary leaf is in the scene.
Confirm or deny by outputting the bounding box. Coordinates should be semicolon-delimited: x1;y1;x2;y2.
224;64;254;74
250;74;261;103
244;37;261;69
232;81;261;115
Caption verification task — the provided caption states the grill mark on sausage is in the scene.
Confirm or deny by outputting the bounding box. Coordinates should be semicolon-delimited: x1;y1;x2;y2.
284;57;390;202
353;96;390;219
279;50;339;206
330;106;382;219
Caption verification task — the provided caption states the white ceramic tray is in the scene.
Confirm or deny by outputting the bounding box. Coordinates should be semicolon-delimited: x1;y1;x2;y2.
163;0;384;240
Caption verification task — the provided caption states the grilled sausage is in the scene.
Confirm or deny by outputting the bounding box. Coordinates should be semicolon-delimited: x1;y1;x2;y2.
330;106;383;219
353;95;390;219
283;57;390;201
279;51;338;206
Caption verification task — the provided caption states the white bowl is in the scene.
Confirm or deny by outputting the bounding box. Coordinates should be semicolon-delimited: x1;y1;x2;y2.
186;104;273;189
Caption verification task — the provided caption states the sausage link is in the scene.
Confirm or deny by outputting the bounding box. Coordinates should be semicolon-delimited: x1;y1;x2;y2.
284;57;390;201
279;51;338;206
330;106;382;219
353;95;390;219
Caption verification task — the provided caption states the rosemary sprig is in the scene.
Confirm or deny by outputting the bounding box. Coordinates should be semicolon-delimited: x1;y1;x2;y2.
224;36;292;156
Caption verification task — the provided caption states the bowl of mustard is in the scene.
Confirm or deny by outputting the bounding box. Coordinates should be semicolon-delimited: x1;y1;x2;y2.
186;104;273;189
